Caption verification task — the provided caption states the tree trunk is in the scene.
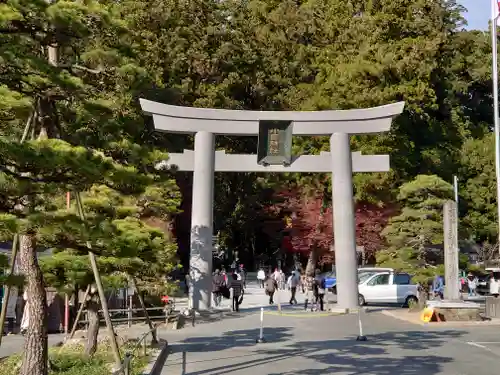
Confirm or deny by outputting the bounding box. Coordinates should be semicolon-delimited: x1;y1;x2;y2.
84;289;100;357
305;247;319;277
19;234;48;375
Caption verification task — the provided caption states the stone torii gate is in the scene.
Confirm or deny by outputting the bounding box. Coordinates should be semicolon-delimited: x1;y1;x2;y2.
140;99;405;311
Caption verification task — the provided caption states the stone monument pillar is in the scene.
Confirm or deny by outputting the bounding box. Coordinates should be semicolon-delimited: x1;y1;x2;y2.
443;200;460;300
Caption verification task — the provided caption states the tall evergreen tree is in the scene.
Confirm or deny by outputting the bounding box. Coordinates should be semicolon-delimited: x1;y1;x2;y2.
377;175;453;282
0;1;180;373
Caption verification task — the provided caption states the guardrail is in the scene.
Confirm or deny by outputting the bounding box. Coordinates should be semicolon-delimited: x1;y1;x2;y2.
78;303;176;328
112;325;159;375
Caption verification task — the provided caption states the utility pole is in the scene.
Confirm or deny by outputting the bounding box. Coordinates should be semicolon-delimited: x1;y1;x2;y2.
490;0;500;253
453;176;460;268
453;176;459;205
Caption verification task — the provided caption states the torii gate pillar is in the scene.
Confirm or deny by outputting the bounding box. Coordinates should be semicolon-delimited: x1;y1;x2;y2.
330;133;358;309
189;131;215;310
141;99;405;311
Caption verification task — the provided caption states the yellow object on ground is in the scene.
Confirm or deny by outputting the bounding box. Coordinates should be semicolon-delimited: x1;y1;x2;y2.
421;307;434;322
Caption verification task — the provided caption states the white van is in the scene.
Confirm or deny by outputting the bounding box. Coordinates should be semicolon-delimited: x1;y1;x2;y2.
358;271;419;306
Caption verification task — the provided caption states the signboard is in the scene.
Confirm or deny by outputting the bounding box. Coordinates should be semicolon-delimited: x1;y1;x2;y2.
257;120;293;165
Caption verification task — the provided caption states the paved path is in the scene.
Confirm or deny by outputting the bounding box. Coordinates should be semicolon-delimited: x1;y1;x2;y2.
160;309;500;375
175;281;337;312
0;333;66;359
0;323;154;359
0;281;317;360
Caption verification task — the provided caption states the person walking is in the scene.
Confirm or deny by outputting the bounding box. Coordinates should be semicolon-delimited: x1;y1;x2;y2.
221;268;228;285
257;268;266;288
273;269;283;290
229;273;244;312
265;275;277;305
239;264;247;289
303;275;314;311
279;269;286;290
489;272;499;297
313;269;326;311
467;273;478;297
432;275;444;300
20;290;29;335
5;287;17;335
287;271;300;305
272;268;280;283
235;269;242;281
212;270;225;307
1;287;17;335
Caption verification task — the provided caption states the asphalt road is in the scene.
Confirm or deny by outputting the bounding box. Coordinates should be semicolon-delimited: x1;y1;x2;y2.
161;309;500;375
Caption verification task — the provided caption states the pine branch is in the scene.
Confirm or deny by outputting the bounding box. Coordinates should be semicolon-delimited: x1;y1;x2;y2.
0;165;78;185
59;64;104;75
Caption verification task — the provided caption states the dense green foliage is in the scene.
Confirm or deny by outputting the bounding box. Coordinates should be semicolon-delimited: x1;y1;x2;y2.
0;5;499;375
0;0;498;273
0;2;181;372
0;0;497;289
40;186;179;295
377;175;454;282
0;0;181;283
460;134;497;242
0;343;150;375
383;175;453;250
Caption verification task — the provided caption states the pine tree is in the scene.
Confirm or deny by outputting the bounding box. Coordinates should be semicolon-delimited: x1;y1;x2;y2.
0;136;153;375
0;1;180;373
39;185;180;356
377;175;453;283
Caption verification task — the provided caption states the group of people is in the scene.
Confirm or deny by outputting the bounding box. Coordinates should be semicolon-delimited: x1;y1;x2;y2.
467;271;500;297
211;265;247;312
212;265;330;313
431;272;500;299
258;267;328;312
432;273;479;299
460;272;497;297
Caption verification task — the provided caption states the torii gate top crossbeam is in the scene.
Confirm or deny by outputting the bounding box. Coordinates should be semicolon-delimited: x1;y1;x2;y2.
140;99;404;136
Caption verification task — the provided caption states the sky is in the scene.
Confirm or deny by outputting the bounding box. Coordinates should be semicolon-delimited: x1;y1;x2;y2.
461;0;489;30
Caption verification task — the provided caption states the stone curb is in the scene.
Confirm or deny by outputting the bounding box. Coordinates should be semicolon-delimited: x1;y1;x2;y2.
140;340;169;375
381;309;500;327
329;307;349;314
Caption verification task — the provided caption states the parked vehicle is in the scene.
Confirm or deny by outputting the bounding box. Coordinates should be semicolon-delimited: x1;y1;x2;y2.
358;271;419;306
476;269;500;295
323;267;395;294
358;267;394;273
320;271;337;291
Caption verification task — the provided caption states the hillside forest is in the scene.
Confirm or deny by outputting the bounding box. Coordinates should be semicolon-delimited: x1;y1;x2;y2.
0;0;499;373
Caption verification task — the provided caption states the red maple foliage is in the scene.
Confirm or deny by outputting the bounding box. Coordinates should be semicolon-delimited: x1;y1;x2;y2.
267;189;333;266
285;193;333;256
267;189;396;266
355;203;397;263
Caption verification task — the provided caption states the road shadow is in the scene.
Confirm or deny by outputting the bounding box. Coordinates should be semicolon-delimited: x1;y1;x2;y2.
166;328;463;375
265;330;462;375
170;326;294;353
186;308;263;327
